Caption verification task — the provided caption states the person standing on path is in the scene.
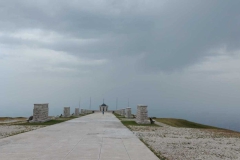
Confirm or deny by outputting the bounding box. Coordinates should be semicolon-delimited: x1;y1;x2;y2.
102;108;104;115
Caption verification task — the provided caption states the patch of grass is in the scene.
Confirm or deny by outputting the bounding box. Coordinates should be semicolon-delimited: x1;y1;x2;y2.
0;117;13;120
156;118;219;129
0;117;26;119
113;113;125;119
121;120;159;127
17;120;67;125
0;117;27;125
56;116;78;120
114;113;159;127
16;116;78;125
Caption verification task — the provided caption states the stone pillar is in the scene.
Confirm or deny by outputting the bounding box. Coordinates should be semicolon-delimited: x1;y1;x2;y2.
75;108;79;116
136;105;149;124
121;109;126;116
31;103;50;122
118;109;121;115
64;107;70;117
125;108;132;118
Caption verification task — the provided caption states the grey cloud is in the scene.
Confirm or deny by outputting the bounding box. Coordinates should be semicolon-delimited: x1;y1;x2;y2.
1;0;240;72
1;0;240;132
137;0;240;71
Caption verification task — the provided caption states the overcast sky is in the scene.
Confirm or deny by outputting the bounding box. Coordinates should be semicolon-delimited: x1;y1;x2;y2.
1;0;240;131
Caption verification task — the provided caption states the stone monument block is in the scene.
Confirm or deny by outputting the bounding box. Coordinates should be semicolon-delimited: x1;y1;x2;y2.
136;105;149;124
125;108;132;118
75;108;79;116
64;107;70;117
121;109;126;116
31;103;50;123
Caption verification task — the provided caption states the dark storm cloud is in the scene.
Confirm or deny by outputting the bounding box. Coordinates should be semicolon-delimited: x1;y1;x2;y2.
137;0;240;71
0;0;240;71
1;1;240;132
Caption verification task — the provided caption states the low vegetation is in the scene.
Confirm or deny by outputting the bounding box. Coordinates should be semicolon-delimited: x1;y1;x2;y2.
0;117;27;125
156;118;220;129
113;113;125;119
113;113;159;127
16;116;78;125
0;117;26;121
121;120;159;127
1;113;93;126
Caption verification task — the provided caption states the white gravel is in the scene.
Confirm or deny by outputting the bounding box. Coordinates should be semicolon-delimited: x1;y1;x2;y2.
0;125;43;139
130;125;240;160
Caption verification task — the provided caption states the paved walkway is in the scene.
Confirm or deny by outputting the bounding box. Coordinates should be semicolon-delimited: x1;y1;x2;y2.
0;112;159;160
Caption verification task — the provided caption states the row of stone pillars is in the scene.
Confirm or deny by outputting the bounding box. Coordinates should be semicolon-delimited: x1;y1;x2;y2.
30;103;148;124
63;107;93;117
80;109;92;114
63;107;80;117
115;107;132;118
115;105;149;124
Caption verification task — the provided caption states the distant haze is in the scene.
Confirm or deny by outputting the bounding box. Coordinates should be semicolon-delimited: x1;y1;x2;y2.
0;0;240;132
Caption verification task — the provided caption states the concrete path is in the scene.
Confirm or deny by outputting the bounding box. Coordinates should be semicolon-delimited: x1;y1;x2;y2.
0;112;159;160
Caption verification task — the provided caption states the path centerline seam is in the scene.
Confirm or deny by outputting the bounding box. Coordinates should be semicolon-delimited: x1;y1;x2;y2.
121;138;132;160
98;137;104;160
63;136;85;160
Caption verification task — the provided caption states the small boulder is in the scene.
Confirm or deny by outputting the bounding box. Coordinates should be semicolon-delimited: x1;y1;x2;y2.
27;116;33;122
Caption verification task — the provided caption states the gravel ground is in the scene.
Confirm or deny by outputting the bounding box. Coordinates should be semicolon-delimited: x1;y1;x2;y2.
130;125;240;160
0;125;43;139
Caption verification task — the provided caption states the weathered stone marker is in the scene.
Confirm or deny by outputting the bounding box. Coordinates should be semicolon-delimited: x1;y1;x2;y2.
64;107;70;117
125;107;132;118
121;109;126;116
31;103;50;122
75;108;79;116
136;105;149;124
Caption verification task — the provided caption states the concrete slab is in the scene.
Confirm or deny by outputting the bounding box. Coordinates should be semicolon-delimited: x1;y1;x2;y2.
0;112;159;160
